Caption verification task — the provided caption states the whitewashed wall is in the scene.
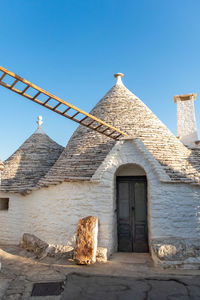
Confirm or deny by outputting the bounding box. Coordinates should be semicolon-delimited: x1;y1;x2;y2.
0;139;199;260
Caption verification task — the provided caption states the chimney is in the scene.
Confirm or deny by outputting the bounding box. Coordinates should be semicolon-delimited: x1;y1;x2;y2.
114;73;124;86
174;93;198;147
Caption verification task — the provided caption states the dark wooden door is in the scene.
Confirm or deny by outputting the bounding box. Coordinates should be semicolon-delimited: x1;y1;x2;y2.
117;176;148;253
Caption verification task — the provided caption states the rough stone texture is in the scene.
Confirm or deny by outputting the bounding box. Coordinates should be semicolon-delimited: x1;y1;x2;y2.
0;131;64;194
1;245;200;299
96;247;107;263
152;238;200;268
0;140;199;266
21;233;48;258
61;274;199;300
43;244;74;259
21;233;74;259
177;98;198;147
147;279;189;300
158;245;177;259
74;216;98;265
39;83;200;187
21;233;106;261
0;77;200;268
62;274;149;300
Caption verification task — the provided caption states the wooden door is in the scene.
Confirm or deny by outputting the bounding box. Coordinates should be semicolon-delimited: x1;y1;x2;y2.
117;176;148;252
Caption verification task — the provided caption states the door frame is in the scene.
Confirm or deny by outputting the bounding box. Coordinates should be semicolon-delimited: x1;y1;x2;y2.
116;176;148;252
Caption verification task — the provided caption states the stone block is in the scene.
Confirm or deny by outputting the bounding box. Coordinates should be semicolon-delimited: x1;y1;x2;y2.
74;216;98;265
158;244;177;259
152;238;200;268
96;247;107;263
21;233;48;258
21;233;74;260
44;244;74;259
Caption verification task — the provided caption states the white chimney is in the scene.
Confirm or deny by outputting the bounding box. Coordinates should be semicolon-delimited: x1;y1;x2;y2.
174;93;198;147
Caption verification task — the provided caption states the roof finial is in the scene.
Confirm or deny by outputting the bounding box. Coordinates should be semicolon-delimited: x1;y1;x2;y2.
114;73;124;86
37;116;43;129
35;116;45;134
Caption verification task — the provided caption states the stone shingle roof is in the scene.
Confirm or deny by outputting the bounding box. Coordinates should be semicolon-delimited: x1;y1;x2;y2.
38;80;200;188
0;129;64;194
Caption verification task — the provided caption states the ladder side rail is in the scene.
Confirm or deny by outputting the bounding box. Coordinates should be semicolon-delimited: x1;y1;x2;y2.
0;66;128;139
0;80;117;139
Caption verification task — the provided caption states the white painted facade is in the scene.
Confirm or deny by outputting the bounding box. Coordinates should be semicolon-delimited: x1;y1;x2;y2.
176;98;198;147
0;139;200;264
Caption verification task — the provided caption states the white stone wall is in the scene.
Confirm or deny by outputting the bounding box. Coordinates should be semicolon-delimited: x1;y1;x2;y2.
0;182;114;250
0;139;199;260
177;99;198;147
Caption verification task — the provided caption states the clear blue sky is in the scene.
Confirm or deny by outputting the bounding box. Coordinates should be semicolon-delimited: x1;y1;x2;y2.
1;0;200;161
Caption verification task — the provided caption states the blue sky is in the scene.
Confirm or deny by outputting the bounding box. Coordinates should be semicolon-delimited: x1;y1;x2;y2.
0;0;200;160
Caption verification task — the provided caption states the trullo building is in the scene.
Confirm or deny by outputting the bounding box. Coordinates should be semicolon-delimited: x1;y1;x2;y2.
0;73;200;268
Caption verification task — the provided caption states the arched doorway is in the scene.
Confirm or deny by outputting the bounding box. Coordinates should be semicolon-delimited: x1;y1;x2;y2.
116;164;148;253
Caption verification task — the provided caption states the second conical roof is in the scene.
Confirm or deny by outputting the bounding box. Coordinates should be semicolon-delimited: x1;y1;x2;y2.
1;127;64;194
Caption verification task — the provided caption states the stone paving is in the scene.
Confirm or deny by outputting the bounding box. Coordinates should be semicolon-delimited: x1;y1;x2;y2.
0;246;200;299
62;273;200;300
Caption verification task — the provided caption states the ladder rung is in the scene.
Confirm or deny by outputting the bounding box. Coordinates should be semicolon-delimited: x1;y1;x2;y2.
94;124;103;130
101;127;109;133
21;85;30;94
10;79;18;88
80;116;88;123
32;91;41;100
71;112;79;118
63;107;71;114
107;130;115;136
88;120;95;126
0;66;129;140
114;133;122;139
53;102;62;110
0;73;6;81
43;97;51;105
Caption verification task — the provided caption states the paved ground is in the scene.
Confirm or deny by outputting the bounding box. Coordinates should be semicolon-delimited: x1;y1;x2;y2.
0;246;200;299
62;273;200;300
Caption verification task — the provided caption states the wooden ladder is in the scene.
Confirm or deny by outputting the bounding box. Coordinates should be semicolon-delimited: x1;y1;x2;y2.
0;66;128;140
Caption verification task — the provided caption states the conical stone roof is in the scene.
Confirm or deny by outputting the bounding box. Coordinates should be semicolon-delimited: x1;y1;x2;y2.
39;75;200;187
1;117;64;194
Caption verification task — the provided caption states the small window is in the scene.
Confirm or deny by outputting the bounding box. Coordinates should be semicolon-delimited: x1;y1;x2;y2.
0;198;9;210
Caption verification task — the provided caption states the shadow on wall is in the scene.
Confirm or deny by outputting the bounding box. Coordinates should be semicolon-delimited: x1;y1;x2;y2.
188;148;200;178
160;149;200;184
